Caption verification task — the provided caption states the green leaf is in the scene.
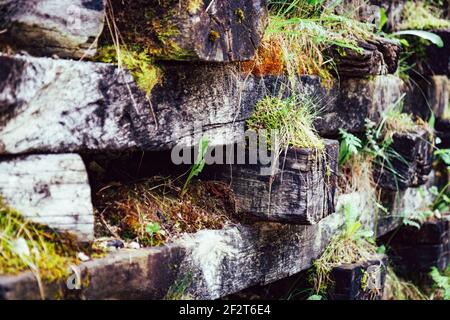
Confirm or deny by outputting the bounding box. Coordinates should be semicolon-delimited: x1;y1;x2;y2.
378;7;387;32
146;222;161;235
393;30;444;48
435;149;450;166
428;112;436;129
338;129;362;165
377;245;386;255
181;137;209;196
429;267;450;300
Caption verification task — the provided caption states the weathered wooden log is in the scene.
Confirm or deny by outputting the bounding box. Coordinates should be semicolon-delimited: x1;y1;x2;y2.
382;219;449;246
428;76;449;119
332;37;401;78
330;255;387;300
0;0;106;59
208;140;339;225
0;54;407;154
0;54;249;154
368;0;405;31
423;29;450;76
389;244;449;273
380;218;449;274
0;188;406;300
315;75;406;136
105;0;268;62
377;185;436;237
332;0;381;25
0;154;94;240
402;81;430;121
373;129;434;191
0;213;344;300
404;76;450;121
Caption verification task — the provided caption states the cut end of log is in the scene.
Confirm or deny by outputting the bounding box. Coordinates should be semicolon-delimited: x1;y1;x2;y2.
105;0;268;62
210;139;339;225
0;154;95;241
0;0;106;59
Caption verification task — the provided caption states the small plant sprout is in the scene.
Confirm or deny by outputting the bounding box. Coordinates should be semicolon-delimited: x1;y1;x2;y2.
338;129;362;165
181;137;209;197
146;222;166;247
429;267;450;300
310;202;378;296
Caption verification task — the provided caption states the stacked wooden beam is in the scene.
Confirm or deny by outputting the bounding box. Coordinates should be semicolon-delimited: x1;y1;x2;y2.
0;0;447;300
381;219;450;274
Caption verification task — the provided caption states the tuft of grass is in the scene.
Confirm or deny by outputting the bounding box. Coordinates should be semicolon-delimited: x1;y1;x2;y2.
247;96;324;151
310;202;378;295
164;273;193;300
95;178;236;247
250;0;374;80
381;100;418;137
97;45;162;96
398;1;450;31
0;198;85;298
384;267;428;300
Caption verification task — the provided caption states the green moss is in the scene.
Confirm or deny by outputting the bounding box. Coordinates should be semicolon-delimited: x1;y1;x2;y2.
235;8;245;23
97;45;162;96
208;30;220;42
106;1;196;61
399;1;450;30
361;270;369;291
0;198;75;282
247;96;324;150
149;15;194;59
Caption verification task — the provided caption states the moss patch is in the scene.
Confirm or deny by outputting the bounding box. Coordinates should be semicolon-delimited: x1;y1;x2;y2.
0;199;76;282
94;178;237;247
105;0;197;60
399;1;450;31
96;45;162;96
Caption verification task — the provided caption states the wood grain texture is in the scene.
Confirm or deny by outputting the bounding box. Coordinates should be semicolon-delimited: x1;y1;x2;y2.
0;0;106;59
0;54;248;154
0;188;412;300
373;129;434;191
106;0;268;62
332;37;401;78
0;154;94;240
428;76;449;119
0;54;407;154
209;140;339;224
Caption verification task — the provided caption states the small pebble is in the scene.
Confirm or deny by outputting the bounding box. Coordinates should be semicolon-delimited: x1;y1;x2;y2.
127;242;141;250
77;252;90;262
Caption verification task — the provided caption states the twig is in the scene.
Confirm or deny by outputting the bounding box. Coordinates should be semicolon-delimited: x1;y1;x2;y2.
205;0;216;13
